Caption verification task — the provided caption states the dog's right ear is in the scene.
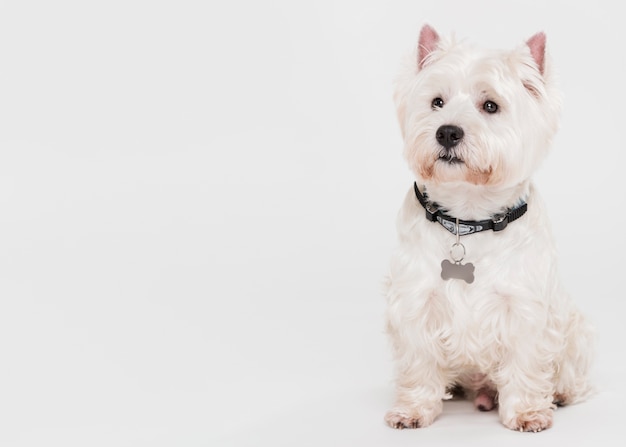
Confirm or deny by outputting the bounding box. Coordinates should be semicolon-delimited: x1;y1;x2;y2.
418;24;440;69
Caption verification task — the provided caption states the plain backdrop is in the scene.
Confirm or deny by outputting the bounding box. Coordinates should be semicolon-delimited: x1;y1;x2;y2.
0;1;624;446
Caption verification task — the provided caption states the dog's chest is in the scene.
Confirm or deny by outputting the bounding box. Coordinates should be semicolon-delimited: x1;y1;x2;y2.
425;282;506;370
403;224;534;365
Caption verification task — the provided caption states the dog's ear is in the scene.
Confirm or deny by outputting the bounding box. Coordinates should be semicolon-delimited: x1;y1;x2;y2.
418;24;440;69
526;32;546;75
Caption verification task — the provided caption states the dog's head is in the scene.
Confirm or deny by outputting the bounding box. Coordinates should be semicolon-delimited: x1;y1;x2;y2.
395;25;561;188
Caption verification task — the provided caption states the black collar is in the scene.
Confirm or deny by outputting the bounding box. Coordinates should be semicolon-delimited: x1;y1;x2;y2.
413;182;528;235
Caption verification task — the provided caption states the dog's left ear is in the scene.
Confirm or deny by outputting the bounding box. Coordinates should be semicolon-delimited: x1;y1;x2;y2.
526;32;546;75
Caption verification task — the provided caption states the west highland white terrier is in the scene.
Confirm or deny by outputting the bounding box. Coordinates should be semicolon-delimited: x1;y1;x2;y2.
384;25;593;432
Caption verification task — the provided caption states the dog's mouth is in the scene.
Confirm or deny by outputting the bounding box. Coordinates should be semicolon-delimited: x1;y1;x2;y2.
437;154;464;165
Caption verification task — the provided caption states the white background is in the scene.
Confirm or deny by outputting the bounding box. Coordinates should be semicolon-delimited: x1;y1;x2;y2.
0;1;624;446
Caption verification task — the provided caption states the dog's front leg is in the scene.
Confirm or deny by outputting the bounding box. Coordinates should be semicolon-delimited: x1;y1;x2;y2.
494;339;556;432
384;290;450;429
384;371;447;429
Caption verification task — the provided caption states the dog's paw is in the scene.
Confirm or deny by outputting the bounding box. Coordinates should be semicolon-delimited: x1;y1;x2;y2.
384;405;439;429
506;408;554;433
385;411;421;429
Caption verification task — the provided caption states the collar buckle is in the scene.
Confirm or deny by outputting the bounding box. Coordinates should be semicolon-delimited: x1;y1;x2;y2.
492;213;508;231
425;203;438;222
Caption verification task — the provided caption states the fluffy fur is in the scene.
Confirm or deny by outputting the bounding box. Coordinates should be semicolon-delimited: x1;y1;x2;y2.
384;25;593;432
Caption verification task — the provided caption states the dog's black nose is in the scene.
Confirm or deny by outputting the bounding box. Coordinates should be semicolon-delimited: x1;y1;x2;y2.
436;125;464;149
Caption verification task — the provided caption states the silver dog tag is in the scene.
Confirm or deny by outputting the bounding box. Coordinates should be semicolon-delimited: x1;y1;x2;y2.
441;259;475;284
441;226;475;283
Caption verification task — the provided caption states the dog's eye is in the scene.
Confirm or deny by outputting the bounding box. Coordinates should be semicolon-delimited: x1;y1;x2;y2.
431;97;444;109
483;101;498;113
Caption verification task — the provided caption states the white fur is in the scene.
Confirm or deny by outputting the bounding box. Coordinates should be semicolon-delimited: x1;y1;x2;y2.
385;27;593;433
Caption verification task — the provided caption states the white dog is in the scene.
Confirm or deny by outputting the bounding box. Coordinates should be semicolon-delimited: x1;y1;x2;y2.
384;25;593;432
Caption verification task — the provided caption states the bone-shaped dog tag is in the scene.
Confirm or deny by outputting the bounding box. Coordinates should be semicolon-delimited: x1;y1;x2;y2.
441;259;475;284
441;220;475;284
